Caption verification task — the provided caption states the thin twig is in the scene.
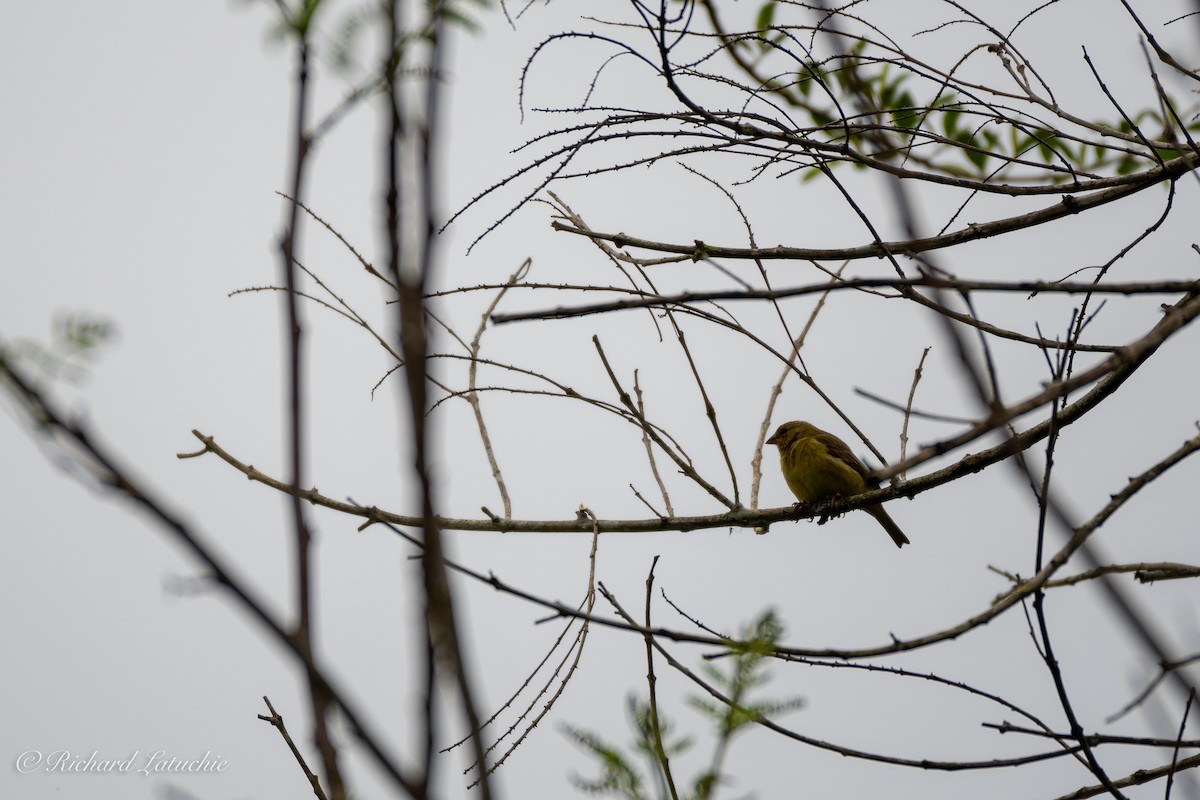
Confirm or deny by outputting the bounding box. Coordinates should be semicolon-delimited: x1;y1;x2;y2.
592;336;735;509
258;696;327;800
751;266;845;512
467;507;602;786
897;347;931;475
642;557;681;800
467;259;529;519
634;370;673;517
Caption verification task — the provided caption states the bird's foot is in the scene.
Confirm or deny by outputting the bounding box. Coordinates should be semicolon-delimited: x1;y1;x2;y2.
789;501;829;525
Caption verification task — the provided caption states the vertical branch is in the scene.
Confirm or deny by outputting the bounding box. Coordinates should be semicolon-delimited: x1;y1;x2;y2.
634;370;673;517
750;267;845;511
279;11;311;631
1164;690;1196;799
663;318;741;506
593;335;735;509
642;556;681;800
468;259;529;520
1027;345;1125;796
385;2;492;796
897;347;930;477
275;3;343;798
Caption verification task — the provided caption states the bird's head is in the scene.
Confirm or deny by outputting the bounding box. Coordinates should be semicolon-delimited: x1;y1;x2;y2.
766;420;817;447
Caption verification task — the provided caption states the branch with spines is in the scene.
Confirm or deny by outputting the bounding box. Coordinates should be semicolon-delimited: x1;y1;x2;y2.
185;276;1200;533
181;349;1200;664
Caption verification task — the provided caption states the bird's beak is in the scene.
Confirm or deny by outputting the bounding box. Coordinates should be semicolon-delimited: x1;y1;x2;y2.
766;432;780;446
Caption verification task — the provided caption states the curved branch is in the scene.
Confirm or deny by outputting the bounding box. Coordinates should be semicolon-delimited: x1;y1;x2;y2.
542;152;1197;263
185;418;1200;662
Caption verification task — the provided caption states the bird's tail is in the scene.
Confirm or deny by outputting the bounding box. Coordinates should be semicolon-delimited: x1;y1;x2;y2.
866;505;910;548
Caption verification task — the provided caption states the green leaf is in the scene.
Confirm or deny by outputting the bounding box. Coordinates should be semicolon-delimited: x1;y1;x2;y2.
891;90;919;129
942;109;962;138
810;108;834;127
755;1;777;32
1116;155;1140;174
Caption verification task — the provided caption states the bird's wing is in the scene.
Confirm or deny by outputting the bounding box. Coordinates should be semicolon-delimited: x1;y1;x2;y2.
817;432;871;480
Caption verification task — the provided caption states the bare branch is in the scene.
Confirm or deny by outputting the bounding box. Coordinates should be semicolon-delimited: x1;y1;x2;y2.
258;696;328;800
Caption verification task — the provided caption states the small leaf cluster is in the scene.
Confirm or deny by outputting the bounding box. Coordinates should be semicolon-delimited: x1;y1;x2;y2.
746;1;1200;182
563;610;802;800
2;313;117;385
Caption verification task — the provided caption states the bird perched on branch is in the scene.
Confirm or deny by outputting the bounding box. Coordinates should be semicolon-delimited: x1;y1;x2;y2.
766;420;909;548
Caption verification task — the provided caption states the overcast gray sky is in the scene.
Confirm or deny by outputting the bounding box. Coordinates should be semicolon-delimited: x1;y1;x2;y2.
3;2;1199;799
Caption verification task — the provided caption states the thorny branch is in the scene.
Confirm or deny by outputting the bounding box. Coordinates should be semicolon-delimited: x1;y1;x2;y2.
11;2;1200;797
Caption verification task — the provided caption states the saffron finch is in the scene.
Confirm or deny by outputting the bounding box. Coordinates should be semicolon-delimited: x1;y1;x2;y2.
766;420;909;548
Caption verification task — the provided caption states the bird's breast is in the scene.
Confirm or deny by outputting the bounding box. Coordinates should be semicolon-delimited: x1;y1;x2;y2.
781;438;865;501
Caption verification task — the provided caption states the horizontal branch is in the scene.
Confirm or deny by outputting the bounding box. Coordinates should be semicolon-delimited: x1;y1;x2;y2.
184;421;1200;663
602;584;1086;772
991;561;1200;593
1051;751;1200;800
190;280;1200;538
984;721;1200;749
540;151;1196;264
183;429;890;532
876;289;1200;481
491;277;1200;324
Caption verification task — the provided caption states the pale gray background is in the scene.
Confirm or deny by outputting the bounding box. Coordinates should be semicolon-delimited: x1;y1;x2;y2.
3;2;1199;799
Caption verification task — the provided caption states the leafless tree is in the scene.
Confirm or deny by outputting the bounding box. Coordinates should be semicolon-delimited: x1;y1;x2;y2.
4;2;1200;799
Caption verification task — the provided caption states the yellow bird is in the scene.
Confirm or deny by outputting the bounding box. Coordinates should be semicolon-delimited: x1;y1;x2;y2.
766;420;909;548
